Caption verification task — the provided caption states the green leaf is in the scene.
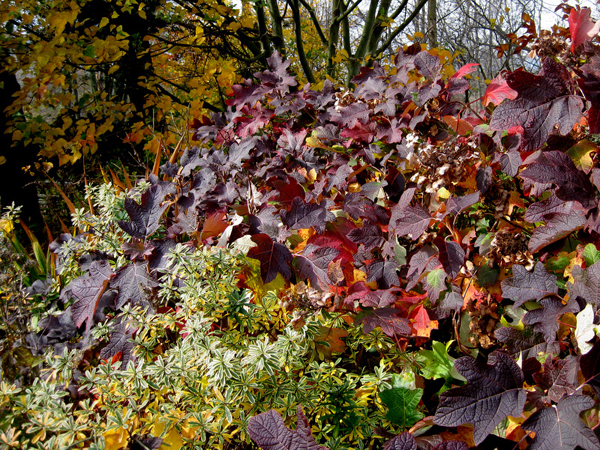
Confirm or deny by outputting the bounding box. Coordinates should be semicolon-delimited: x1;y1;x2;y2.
379;375;424;427
83;45;96;58
426;268;446;290
583;243;600;267
546;253;572;273
394;240;407;266
418;341;454;380
477;264;498;287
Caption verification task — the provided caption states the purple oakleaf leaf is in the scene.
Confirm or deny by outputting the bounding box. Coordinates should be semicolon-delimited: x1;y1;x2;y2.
489;59;585;152
523;298;580;342
111;262;158;309
501;262;558;307
433;351;527;445
247;233;293;284
528;211;586;253
99;319;136;368
347;220;385;252
384;432;417;450
71;260;115;331
519;150;597;210
356;307;411;337
295;244;339;291
118;185;169;239
247;405;329;450
521;395;599;450
495;326;560;358
366;258;400;289
280;197;335;234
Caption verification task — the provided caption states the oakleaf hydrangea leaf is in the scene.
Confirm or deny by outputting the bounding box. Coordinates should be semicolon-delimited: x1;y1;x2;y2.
433;351;526;445
71;260;114;331
501;262;558;307
248;405;328;450
295;244;339;291
280;197;334;233
528;211;587;254
489;59;584;152
384;433;417;450
118;185;168;239
521;395;599;450
247;233;293;284
112;262;158;309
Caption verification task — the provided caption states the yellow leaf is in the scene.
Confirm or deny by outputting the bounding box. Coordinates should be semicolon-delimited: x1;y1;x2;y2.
0;156;6;165
438;187;451;199
413;31;425;39
160;428;183;450
241;16;254;28
103;427;128;450
48;13;68;36
108;65;119;75
99;17;109;28
0;218;14;234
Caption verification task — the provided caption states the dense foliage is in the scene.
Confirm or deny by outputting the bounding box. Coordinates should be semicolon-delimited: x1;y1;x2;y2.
3;5;600;450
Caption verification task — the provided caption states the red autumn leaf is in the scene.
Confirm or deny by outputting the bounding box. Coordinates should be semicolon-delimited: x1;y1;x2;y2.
451;63;479;80
569;7;600;53
442;116;473;135
410;304;438;338
482;74;518;106
314;326;348;357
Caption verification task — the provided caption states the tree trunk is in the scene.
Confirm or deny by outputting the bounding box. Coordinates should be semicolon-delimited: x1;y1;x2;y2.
428;0;437;48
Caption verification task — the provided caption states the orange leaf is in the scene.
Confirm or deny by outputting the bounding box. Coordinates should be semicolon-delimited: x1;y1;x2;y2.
443;115;473;135
314;326;348;358
508;190;525;215
200;212;229;242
